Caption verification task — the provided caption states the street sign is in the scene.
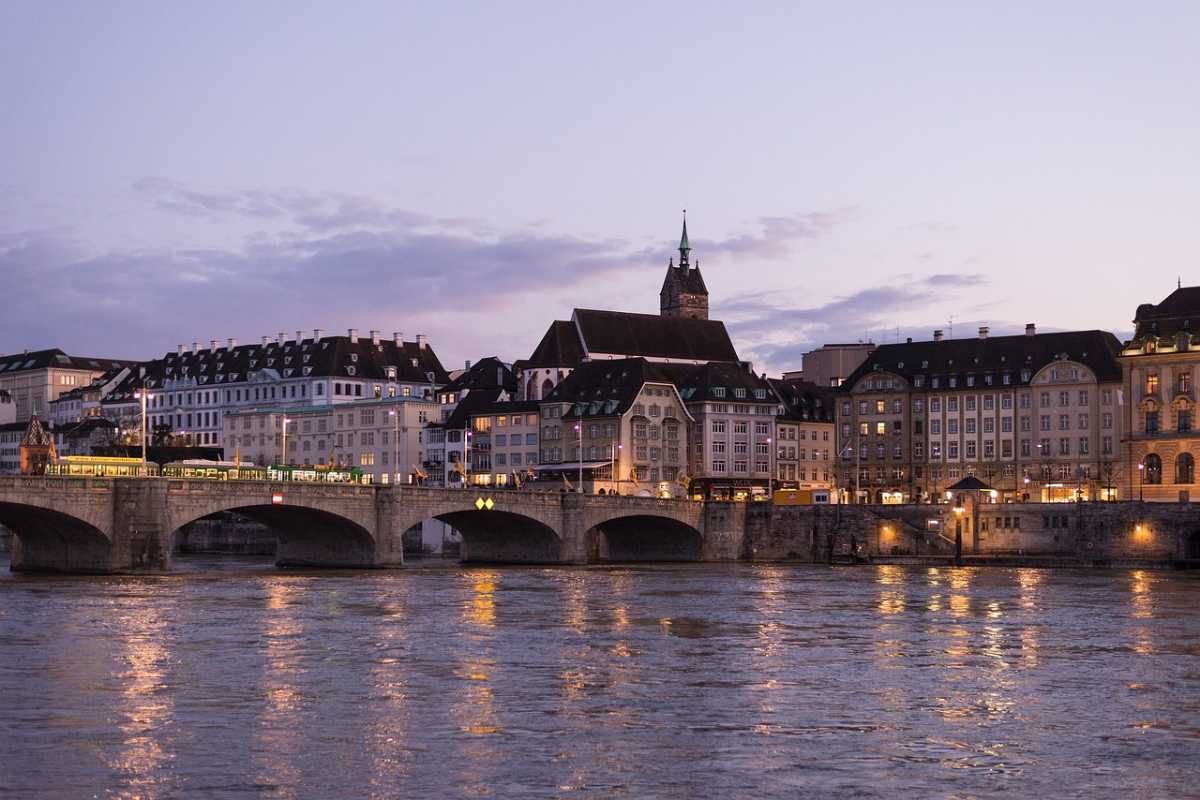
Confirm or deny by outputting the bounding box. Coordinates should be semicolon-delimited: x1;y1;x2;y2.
475;497;496;511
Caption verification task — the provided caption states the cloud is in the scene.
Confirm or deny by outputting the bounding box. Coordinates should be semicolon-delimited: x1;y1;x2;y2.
723;273;999;373
691;208;856;261
2;178;855;369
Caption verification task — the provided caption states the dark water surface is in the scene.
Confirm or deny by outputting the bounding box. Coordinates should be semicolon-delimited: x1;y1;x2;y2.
1;557;1198;799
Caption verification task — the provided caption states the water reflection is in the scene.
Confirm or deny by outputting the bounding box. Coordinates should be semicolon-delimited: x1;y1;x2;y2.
109;597;174;798
2;562;1199;800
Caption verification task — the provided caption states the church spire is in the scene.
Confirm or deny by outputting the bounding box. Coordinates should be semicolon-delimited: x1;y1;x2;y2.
678;210;690;268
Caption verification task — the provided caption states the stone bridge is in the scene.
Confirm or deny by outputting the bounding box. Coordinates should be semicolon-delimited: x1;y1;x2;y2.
0;476;746;573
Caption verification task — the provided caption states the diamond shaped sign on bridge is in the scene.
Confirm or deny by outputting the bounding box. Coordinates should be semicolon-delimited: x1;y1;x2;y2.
475;497;485;510
484;497;495;510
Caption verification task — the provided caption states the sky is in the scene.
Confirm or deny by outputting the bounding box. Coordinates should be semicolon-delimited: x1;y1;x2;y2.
2;2;1198;374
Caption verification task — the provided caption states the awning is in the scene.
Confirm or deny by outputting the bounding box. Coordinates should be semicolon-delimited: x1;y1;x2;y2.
534;461;613;472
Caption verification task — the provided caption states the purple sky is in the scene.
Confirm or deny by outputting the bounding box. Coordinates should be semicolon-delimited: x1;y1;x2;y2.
3;2;1198;374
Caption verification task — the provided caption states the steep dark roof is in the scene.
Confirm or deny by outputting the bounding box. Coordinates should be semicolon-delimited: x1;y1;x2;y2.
463;399;540;421
63;417;119;440
1131;286;1200;340
522;320;585;369
659;264;709;296
674;361;776;403
947;475;995;492
770;378;835;423
842;330;1124;389
573;308;738;362
442;357;516;394
545;358;685;419
104;335;449;400
442;388;505;430
0;349;132;376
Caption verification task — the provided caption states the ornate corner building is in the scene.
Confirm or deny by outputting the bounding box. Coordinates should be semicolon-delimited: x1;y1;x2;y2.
1120;285;1200;501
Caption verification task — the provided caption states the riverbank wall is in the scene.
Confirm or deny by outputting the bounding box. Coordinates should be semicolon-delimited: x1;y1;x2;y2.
747;501;1200;566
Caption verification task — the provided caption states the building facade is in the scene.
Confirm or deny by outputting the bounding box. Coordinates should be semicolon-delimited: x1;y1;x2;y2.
839;326;1125;503
222;396;438;484
103;330;448;450
0;349;132;422
770;379;836;491
1120;286;1200;501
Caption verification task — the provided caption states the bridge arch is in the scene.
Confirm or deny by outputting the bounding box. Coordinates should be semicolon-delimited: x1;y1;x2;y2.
390;488;566;563
586;511;704;562
165;485;381;568
0;501;113;573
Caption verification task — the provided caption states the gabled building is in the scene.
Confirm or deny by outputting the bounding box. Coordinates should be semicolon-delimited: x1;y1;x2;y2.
539;358;693;496
1120;285;1200;501
425;356;517;487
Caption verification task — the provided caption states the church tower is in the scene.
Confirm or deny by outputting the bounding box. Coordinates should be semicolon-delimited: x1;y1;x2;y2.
659;213;709;320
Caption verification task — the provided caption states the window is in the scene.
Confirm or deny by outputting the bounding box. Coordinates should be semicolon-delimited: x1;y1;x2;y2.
1181;372;1193;393
712;421;726;434
1176;452;1194;484
1146;374;1159;395
875;422;886;435
1079;437;1089;456
1041;415;1051;432
712;459;727;473
930;398;941;413
1144;453;1162;484
1146;411;1160;433
1059;414;1069;431
930;419;941;435
1058;437;1070;456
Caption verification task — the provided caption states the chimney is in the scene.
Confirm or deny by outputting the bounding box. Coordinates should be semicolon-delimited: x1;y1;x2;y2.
933;330;944;342
314;328;324;342
210;339;218;351
1025;323;1036;337
348;328;359;344
497;366;504;386
261;336;270;346
192;341;199;353
393;331;403;346
978;326;989;340
177;344;184;355
228;338;238;349
296;331;303;344
370;330;381;345
416;334;428;349
276;332;284;345
464;360;472;370
906;337;912;344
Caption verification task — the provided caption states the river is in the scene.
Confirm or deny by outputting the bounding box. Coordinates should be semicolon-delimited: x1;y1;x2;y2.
0;557;1197;798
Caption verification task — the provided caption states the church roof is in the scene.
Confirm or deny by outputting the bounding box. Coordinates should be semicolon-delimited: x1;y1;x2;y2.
1131;286;1200;341
573;309;737;362
659;264;709;296
521;320;586;369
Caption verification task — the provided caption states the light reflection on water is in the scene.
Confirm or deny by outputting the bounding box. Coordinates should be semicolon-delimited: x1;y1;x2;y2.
1;558;1198;799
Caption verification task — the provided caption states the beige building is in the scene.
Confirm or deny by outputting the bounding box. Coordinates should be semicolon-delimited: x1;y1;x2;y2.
540;359;692;496
1120;286;1200;501
0;349;131;422
223;396;438;484
839;326;1125;503
787;343;875;388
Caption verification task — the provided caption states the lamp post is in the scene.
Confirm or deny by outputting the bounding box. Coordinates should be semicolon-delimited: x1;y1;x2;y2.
574;422;583;493
953;505;964;566
465;429;473;488
767;436;773;500
389;407;399;484
280;417;291;466
1138;460;1145;502
133;389;153;468
610;441;622;495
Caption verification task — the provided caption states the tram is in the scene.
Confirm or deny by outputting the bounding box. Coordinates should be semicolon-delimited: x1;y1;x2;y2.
45;455;159;478
161;460;269;481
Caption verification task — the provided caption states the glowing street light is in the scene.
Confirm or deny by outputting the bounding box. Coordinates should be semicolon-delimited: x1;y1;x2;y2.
388;407;399;484
133;388;154;468
280;416;291;466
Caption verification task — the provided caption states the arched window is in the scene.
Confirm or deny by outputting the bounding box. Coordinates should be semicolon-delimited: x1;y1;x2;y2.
1176;453;1195;484
541;378;554;399
1145;453;1163;485
526;376;537;400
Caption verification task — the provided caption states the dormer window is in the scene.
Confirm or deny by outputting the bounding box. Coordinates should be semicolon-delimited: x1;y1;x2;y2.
350;353;359;363
387;367;397;379
347;366;356;376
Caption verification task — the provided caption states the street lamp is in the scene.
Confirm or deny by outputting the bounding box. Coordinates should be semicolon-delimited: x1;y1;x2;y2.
388;407;399;485
574;422;583;493
1138;460;1145;502
133;389;153;469
610;441;622;495
464;429;473;488
280;416;291;467
767;436;774;499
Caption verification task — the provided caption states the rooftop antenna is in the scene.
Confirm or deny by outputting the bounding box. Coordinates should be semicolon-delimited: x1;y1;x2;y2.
948;315;954;339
